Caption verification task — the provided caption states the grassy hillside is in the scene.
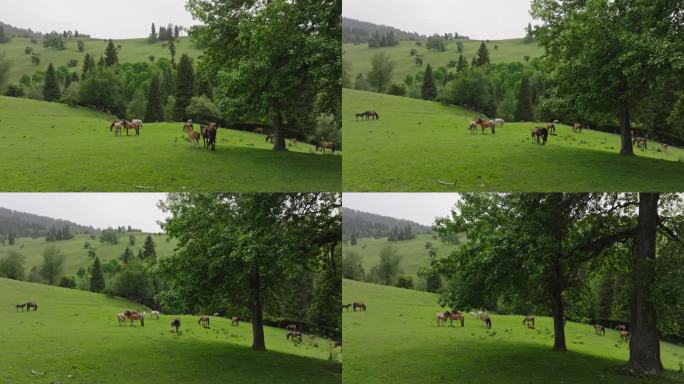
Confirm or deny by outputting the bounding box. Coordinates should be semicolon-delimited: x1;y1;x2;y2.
0;233;175;276
1;37;202;86
342;279;684;384
342;89;684;191
344;234;458;279
343;39;544;86
0;96;341;191
0;278;340;384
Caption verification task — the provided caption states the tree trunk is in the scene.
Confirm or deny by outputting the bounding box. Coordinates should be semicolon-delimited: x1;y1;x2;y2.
628;193;663;373
550;261;567;352
249;267;266;351
618;101;634;156
272;111;287;152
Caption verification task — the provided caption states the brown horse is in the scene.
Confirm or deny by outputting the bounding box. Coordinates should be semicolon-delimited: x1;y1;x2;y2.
353;302;366;311
26;302;38;311
122;119;141;136
547;122;556;134
573;123;582;133
615;324;627;332
633;137;647;150
317;141;337;154
254;127;265;134
110;120;124;136
231;316;239;327
523;315;535;327
171;318;181;333
286;324;298;332
594;324;605;335
532;127;549;144
620;330;631;342
201;123;218;151
16;303;26;311
476;118;496;135
287;331;303;342
480;314;492;329
198;315;210;327
342;304;352;311
443;311;465;327
124;310;144;327
183;120;194;134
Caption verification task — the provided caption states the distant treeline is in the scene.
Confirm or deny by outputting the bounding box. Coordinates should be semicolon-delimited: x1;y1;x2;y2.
343;17;468;45
343;208;432;241
0;207;95;242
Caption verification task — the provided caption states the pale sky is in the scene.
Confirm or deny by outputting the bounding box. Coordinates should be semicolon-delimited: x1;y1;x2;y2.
343;0;536;40
0;193;168;232
1;0;197;39
343;193;460;227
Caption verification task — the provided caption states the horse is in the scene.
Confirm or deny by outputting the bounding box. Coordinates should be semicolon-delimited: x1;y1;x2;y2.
532;127;549;144
633;137;647;150
201;123;218;151
341;304;352;312
494;118;505;127
615;324;627;332
316;141;337;154
436;312;446;327
183;120;193;134
184;125;201;148
254;127;265;134
368;111;379;120
124;310;144;327
198;315;210;327
26;302;38;311
171;318;181;333
620;330;631;342
443;311;465;327
480;314;492;329
132;119;143;129
289;138;298;147
286;324;298;332
660;144;669;153
151;310;160;320
475;118;496;135
355;112;367;121
523;315;535;327
122;119;141;136
110;120;124;136
266;134;275;143
231;316;239;327
546;123;556;134
117;312;126;326
468;119;478;135
573;123;582;133
352;302;366;312
16;303;26;311
594;324;605;335
286;331;303;343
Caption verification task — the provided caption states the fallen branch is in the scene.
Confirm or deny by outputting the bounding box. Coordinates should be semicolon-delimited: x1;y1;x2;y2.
437;180;455;186
134;185;155;190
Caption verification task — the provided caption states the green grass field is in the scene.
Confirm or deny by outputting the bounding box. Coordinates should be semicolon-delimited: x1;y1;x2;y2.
0;233;176;276
0;96;341;191
344;234;457;280
342;89;684;191
1;37;202;86
343;39;544;86
343;279;684;384
0;278;340;384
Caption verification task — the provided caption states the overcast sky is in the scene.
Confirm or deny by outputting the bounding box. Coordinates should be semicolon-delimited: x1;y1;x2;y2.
344;193;460;226
0;193;168;232
344;0;535;40
2;0;197;39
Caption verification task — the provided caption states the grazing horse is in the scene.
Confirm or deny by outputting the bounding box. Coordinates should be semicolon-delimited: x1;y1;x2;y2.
443;311;465;327
150;310;160;320
124;310;144;327
286;324;298;332
122;120;141;136
476;118;496;135
594;324;605;335
494;118;505;127
254;127;265;134
615;324;627;332
26;302;38;311
368;111;380;120
480;314;492;329
620;331;630;342
532;127;549;144
202;123;218;151
436;312;446;327
171;318;181;333
110;120;124;136
183;120;193;134
355;112;367;121
352;302;366;312
16;303;26;311
342;304;352;311
316;141;337;154
633;137;647;150
117;312;126;326
547;123;556;134
286;331;303;343
198;315;210;327
573;123;582;133
523;315;535;327
231;316;239;327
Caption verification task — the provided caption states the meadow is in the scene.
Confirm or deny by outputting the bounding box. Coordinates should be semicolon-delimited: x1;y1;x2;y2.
342;279;684;384
0;278;340;384
0;233;175;276
0;96;341;191
344;234;458;280
1;37;202;85
342;89;684;191
343;39;544;85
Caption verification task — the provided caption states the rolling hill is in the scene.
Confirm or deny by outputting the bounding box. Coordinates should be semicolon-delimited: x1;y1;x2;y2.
342;89;684;191
0;278;341;384
0;36;202;87
342;279;684;384
0;96;341;191
343;38;544;86
342;207;432;239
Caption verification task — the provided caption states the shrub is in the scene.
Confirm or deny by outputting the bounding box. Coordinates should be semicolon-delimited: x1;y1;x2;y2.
5;83;25;97
185;95;222;123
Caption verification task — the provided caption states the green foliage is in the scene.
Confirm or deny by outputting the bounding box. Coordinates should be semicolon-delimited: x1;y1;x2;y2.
58;275;76;288
373;245;402;286
4;83;24;97
0;251;25;280
43;63;61;101
78;68;124;115
367;51;394;93
99;230;119;245
395;275;414;289
77;40;85;52
0;52;11;91
442;69;495;116
185;95;221;123
421;64;437;101
142;235;156;264
388;82;407;97
110;262;154;304
42;32;65;50
307;244;342;337
354;73;368;91
515;76;533;122
474;41;490;67
173;54;194;121
342;250;365;281
104;39;118;67
40;245;65;285
120;247;134;264
144;74;163;122
126;88;147;120
81;53;94;80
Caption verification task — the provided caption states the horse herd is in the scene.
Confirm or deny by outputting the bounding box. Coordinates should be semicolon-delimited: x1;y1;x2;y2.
341;301;366;312
116;309;241;334
109;119;143;136
261;130;337;154
15;301;38;311
183;120;218;151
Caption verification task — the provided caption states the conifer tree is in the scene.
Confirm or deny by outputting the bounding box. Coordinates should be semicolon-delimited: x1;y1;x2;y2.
43;63;61;101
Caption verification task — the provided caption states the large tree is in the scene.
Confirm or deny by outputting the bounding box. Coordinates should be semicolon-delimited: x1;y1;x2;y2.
531;0;684;155
421;64;437;100
104;39;119;67
145;75;164;122
90;256;106;292
515;75;534;122
43;63;61;102
173;54;194;121
158;193;340;351
367;51;394;93
186;0;341;151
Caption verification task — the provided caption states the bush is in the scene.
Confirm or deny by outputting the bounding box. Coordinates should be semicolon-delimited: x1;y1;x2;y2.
396;275;414;289
67;59;79;68
388;83;408;96
111;264;154;304
0;251;25;280
342;251;365;281
59;276;77;289
5;83;25;97
185;95;222;123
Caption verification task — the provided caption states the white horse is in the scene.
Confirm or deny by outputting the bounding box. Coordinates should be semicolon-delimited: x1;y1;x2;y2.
132;119;143;128
494;118;505;127
151;310;160;320
436;312;446;327
117;312;126;326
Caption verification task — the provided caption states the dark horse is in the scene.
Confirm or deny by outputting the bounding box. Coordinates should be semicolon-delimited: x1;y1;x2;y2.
594;324;605;335
316;141;337;154
523;315;535;327
287;331;303;342
201;123;218;151
633;137;647;150
532;127;549;144
26;302;38;311
352;302;366;311
16;303;27;311
443;311;465;327
341;304;352;311
171;318;181;333
198;315;210;327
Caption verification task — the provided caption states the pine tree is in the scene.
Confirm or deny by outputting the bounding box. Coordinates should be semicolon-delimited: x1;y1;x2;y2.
168;39;176;68
137;249;144;260
142;235;157;263
475;41;490;67
456;54;468;73
90;257;106;292
121;247;133;264
145;74;164;122
421;64;437;100
97;56;104;68
149;23;157;42
515;75;534;122
104;39;118;67
173;54;195;121
43;63;61;101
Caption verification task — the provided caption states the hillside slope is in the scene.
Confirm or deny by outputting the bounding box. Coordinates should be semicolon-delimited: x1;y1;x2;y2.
0;278;340;384
342;279;684;384
342;89;684;191
0;96;341;191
